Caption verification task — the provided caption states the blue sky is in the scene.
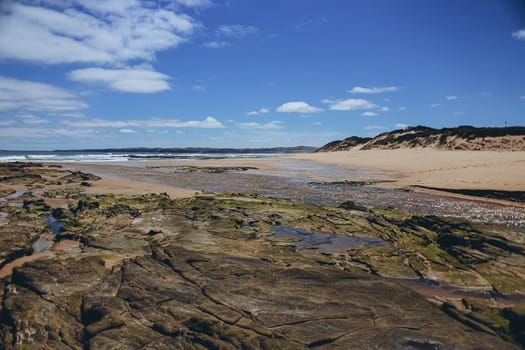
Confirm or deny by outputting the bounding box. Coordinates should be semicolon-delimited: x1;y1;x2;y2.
0;0;524;150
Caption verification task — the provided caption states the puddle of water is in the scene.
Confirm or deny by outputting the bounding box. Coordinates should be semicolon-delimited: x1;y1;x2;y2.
32;237;54;253
272;226;389;254
9;191;25;199
276;160;389;182
398;338;445;350
46;215;66;236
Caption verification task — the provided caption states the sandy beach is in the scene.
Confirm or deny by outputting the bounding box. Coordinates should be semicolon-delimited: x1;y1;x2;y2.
288;149;525;191
68;149;525;198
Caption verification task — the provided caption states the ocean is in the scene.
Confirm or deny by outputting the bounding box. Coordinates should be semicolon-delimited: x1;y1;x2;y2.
0;150;285;163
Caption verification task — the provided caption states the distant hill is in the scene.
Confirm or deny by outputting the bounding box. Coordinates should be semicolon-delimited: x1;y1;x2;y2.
317;126;525;152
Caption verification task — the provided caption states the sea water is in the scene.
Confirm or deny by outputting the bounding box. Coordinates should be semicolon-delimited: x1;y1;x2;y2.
0;150;285;163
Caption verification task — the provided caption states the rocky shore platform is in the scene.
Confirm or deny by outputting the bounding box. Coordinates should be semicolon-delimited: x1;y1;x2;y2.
1;162;524;349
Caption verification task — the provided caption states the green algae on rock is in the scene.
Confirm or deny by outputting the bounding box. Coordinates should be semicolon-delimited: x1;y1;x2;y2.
1;163;524;349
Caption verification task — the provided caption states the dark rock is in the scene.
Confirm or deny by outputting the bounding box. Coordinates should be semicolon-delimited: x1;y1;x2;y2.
339;200;368;211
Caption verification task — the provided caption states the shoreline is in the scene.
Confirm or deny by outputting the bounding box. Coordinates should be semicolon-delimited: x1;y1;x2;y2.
62;149;525;209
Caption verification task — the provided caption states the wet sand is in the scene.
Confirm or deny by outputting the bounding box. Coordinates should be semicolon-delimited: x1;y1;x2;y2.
65;157;525;228
82;177;196;198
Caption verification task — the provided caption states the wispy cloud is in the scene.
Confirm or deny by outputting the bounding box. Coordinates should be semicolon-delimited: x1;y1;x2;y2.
277;101;322;113
192;84;206;92
67;67;171;93
0;76;87;115
430;103;441;108
237;121;282;130
398;106;407;111
364;125;387;131
361;112;378;117
0;127;95;139
174;0;212;8
512;28;525;41
323;98;377;111
216;25;258;38
203;41;230;49
446;95;459;100
0;120;15;126
293;17;327;32
20;114;49;124
247;107;270;116
349;86;400;94
395;123;409;129
0;1;196;65
294;18;314;32
63;116;225;129
119;128;136;134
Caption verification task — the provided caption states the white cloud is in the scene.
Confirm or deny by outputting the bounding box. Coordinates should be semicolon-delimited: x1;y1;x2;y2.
380;107;390;112
0;1;196;65
63;119;133;128
512;28;525;41
237;121;282;130
68;67;171;93
324;98;377;111
0;76;87;115
446;96;459;100
192;84;206;92
20;114;49;124
63;116;224;129
0;127;95;139
398;106;407;111
247;107;270;116
453;111;464;116
395;123;409;129
203;41;230;48
361;112;378;117
0;119;15;126
276;101;322;113
349;86;400;94
175;0;212;8
119;128;136;133
430;103;441;108
145;116;224;128
216;25;258;38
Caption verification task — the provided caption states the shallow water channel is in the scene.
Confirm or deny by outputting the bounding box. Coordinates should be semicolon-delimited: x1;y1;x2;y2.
272;225;389;254
31;215;66;253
